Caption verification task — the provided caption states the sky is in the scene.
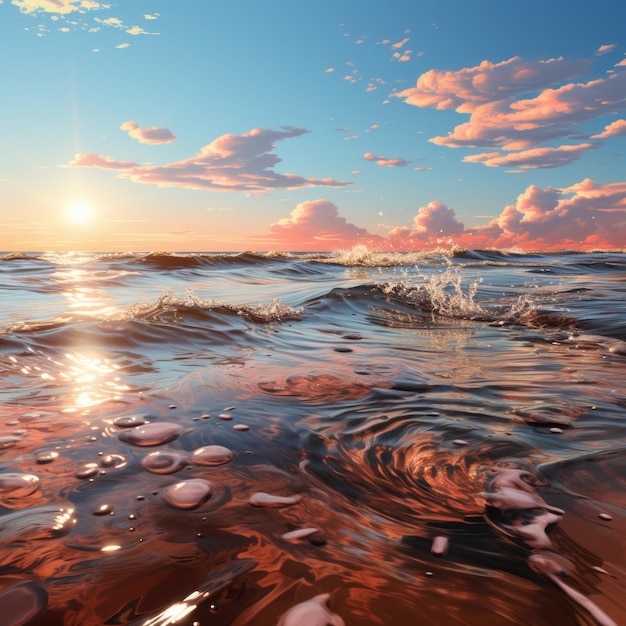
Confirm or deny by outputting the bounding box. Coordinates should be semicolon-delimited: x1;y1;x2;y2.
1;0;625;252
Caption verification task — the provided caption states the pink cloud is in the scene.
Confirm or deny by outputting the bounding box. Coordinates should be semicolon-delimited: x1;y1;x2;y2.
363;152;410;167
394;54;626;168
591;119;626;138
395;56;589;113
384;181;625;250
121;120;176;144
254;179;624;252
261;199;381;250
475;179;626;249
69;127;351;192
463;143;596;169
412;201;465;236
597;44;617;55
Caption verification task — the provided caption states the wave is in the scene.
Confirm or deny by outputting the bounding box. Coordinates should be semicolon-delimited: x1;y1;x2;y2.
4;290;304;337
132;251;293;269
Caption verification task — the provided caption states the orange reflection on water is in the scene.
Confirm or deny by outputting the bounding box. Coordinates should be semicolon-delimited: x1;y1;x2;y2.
57;351;129;411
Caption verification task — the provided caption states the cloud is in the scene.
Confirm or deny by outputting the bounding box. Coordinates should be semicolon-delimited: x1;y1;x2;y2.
394;55;626;168
11;0;100;13
121;120;176;145
383;180;626;250
597;44;617;55
475;179;626;249
252;179;624;252
412;201;465;236
69;126;351;192
391;37;410;50
260;199;380;249
591;119;626;138
95;16;123;27
463;143;596;169
126;26;149;36
396;56;589;113
363;152;410;167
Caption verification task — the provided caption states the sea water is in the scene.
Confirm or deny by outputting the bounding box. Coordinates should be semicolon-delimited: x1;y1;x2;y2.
0;247;625;625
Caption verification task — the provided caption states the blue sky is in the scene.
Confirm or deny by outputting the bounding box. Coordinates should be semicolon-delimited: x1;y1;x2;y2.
1;0;625;251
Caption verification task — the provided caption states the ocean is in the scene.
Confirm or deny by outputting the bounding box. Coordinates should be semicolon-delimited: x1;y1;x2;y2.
0;247;625;626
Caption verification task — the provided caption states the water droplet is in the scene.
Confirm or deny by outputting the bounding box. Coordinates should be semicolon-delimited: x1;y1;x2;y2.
93;503;113;516
118;422;184;447
599;513;613;521
113;415;147;428
36;451;59;464
200;414;210;419
218;413;233;421
249;492;301;507
277;593;344;626
282;527;319;542
0;435;22;448
549;427;563;434
334;347;353;353
431;536;449;555
100;454;126;468
75;463;100;479
168;404;177;410
191;445;234;466
233;424;249;431
452;439;469;446
140;450;188;474
162;479;212;510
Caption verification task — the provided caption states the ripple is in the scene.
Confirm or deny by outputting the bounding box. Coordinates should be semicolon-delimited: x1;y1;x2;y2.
0;473;40;507
0;581;48;626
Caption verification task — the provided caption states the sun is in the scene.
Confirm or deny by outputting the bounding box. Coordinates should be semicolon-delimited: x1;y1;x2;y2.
67;201;94;224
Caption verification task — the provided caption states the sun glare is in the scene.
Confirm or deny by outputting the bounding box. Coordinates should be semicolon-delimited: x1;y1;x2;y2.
67;201;94;224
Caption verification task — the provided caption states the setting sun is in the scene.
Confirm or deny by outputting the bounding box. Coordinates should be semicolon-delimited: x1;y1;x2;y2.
67;201;94;224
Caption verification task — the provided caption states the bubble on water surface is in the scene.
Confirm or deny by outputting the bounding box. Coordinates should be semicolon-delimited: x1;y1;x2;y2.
92;503;114;516
113;415;147;428
281;527;319;543
100;454;126;468
118;422;184;446
0;436;22;448
36;451;59;464
0;581;48;626
162;478;212;510
140;450;189;474
277;593;344;626
75;463;100;479
249;492;301;507
191;445;234;466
